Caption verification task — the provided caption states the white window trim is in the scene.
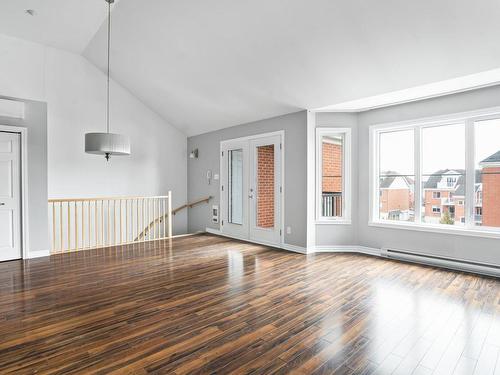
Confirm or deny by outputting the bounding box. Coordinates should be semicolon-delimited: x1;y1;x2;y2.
369;106;500;238
316;127;351;224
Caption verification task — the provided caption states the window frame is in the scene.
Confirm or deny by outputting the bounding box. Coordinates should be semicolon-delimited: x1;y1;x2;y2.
369;106;500;238
316;127;352;224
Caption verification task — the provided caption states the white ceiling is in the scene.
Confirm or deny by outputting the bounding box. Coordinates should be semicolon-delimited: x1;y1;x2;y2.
2;0;500;136
0;0;111;53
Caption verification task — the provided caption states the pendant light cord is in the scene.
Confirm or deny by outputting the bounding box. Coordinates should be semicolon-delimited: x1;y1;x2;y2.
106;0;111;134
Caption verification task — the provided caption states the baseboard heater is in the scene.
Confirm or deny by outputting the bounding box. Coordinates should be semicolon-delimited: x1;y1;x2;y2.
380;248;500;278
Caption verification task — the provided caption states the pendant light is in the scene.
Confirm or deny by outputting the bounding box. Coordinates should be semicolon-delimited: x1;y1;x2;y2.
85;0;130;161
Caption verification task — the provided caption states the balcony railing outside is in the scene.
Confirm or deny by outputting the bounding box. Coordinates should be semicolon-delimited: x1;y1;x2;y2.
322;192;342;217
48;192;172;254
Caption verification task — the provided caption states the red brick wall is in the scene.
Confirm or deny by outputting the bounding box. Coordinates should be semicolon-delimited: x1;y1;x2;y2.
380;189;412;214
482;166;500;227
424;190;450;217
257;145;274;228
322;142;342;193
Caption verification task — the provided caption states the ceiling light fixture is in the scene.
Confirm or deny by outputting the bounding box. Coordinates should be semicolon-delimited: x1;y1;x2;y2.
85;0;130;162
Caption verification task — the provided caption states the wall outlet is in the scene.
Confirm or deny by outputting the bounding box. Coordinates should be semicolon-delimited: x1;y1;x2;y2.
286;226;292;234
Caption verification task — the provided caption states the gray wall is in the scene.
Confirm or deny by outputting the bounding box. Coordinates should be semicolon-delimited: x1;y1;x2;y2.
315;112;359;246
357;85;500;264
187;111;307;247
0;96;49;254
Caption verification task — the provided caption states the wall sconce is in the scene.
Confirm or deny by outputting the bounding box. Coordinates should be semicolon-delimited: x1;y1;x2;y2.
189;149;199;159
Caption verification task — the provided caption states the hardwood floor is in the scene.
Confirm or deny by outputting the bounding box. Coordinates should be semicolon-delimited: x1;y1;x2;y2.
1;233;499;374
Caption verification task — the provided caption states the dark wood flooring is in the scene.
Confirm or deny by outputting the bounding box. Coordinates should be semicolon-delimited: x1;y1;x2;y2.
1;234;499;374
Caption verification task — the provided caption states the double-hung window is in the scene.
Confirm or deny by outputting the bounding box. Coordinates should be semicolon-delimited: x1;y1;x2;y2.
316;128;351;223
371;108;500;235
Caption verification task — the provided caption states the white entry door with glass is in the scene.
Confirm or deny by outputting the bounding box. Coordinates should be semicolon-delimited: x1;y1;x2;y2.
0;132;22;262
220;132;282;246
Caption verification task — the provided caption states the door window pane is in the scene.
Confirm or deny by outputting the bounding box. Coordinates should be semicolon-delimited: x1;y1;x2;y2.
475;118;500;228
256;145;274;228
422;124;465;226
321;135;343;217
378;130;415;222
228;149;243;225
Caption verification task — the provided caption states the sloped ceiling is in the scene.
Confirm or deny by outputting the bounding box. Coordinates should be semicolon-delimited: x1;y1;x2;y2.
0;0;112;53
2;1;500;136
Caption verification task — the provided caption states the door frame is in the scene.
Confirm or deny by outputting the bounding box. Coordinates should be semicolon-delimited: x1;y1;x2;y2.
219;130;285;248
0;125;29;260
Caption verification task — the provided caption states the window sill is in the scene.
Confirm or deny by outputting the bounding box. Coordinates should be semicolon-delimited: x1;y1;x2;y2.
368;220;500;239
316;219;352;225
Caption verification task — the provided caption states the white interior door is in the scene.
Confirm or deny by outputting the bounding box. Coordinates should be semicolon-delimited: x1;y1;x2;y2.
0;132;21;261
220;133;282;246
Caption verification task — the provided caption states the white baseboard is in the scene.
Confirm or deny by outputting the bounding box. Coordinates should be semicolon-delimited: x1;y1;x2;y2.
205;228;308;254
313;245;381;257
27;249;50;259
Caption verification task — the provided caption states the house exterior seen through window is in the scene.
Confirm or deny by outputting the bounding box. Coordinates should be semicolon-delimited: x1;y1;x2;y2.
372;111;500;233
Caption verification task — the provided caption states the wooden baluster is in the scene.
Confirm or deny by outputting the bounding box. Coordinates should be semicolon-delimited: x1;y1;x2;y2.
87;201;91;249
153;198;156;239
101;200;104;248
81;202;85;249
107;200;110;247
163;198;166;238
142;198;145;242
136;198;139;241
147;198;150;240
95;201;98;247
59;202;63;251
126;199;129;243
75;201;78;251
67;202;71;251
119;200;122;244
168;191;172;238
52;202;56;252
113;199;116;246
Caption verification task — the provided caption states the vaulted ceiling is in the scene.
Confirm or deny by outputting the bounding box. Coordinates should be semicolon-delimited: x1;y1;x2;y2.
1;0;500;135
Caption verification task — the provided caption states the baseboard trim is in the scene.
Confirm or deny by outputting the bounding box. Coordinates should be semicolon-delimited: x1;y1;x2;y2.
205;228;308;254
27;250;50;259
313;245;381;257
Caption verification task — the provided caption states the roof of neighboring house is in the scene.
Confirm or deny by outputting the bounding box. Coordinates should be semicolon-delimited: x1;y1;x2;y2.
424;169;482;196
380;172;414;189
480;150;500;164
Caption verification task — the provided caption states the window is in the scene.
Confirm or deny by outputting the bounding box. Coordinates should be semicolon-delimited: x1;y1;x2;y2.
316;128;351;222
228;149;243;224
377;129;414;222
422;123;465;226
474;118;500;228
371;108;500;235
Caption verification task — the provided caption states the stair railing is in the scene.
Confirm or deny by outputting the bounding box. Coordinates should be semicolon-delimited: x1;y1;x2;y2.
48;191;172;253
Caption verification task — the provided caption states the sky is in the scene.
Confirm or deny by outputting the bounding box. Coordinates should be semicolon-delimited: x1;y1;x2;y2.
379;119;500;177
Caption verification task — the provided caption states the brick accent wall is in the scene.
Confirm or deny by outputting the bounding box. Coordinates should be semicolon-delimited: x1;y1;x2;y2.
257;145;274;228
482;166;500;227
322;142;342;193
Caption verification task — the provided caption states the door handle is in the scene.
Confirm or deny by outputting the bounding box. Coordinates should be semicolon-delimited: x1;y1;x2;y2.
0;203;5;206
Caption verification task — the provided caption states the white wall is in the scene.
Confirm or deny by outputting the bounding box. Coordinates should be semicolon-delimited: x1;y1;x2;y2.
0;34;188;247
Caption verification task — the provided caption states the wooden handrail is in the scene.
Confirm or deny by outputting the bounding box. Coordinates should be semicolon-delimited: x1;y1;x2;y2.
172;196;212;215
135;196;211;241
49;195;169;203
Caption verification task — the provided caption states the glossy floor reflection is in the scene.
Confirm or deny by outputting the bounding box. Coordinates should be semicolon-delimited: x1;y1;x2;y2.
0;234;499;374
